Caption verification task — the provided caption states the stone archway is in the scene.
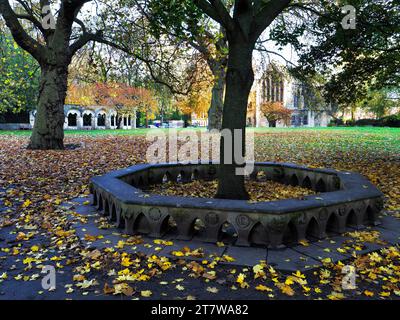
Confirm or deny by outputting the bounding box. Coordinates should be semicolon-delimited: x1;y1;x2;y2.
68;113;77;127
97;113;106;127
83;113;93;127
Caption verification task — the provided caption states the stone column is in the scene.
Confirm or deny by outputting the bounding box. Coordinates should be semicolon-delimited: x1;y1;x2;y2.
77;115;83;129
105;114;111;129
308;110;315;127
29;111;35;128
92;114;96;130
133;113;137;129
122;116;127;130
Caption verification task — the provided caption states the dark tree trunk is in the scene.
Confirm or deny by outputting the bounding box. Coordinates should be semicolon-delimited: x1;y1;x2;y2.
28;63;69;150
207;65;225;131
215;41;254;200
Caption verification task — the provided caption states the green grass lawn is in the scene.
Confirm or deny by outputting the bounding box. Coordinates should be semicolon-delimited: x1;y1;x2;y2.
1;126;399;150
1;126;399;135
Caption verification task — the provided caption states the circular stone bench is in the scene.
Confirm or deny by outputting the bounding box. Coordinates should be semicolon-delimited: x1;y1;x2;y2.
90;162;384;249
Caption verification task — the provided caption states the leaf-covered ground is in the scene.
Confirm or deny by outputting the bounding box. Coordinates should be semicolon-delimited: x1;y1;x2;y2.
0;128;399;300
145;179;315;202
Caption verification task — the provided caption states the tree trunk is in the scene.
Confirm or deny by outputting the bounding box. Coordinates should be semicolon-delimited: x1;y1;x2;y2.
215;41;254;200
28;63;69;150
207;66;225;131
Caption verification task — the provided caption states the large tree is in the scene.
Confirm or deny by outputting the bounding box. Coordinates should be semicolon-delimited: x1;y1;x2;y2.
193;0;291;199
139;0;290;199
0;0;114;149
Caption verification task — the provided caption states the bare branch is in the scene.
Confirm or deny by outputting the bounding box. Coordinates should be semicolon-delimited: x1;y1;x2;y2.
70;32;192;95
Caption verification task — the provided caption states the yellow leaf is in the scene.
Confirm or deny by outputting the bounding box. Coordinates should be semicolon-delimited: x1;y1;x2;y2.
141;290;152;297
222;255;236;262
73;274;85;282
121;257;133;267
206;287;219;294
299;240;309;247
364;290;374;297
253;264;266;279
236;273;246;285
321;257;332;264
171;251;184;257
115;283;134;296
277;283;295;296
66;287;74;294
22;199;32;208
327;292;345;300
292;270;306;279
255;284;272;292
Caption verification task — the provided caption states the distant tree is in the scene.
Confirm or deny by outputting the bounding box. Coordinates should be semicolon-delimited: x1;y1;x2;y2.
0;31;39;113
175;59;213;121
66;82;158;128
140;0;230;130
358;89;399;119
128;86;158;127
271;0;400;106
65;83;96;106
260;101;292;127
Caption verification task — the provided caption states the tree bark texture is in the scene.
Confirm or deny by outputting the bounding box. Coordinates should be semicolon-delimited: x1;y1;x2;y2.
28;63;69;150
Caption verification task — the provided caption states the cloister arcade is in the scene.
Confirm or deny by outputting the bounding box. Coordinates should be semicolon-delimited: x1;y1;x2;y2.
29;105;137;130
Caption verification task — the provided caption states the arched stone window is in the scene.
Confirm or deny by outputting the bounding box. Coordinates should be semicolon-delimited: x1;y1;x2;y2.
303;114;308;126
97;113;106;127
124;117;127;126
263;70;284;103
68;113;77;127
83;114;92;126
111;115;115;127
128;115;132;126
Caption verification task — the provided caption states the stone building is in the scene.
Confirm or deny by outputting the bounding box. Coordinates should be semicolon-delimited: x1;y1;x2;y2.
190;64;331;129
28;105;137;130
250;64;331;128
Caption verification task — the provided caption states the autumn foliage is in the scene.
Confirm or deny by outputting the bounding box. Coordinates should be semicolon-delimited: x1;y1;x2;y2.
66;83;158;120
260;101;292;126
175;60;213;119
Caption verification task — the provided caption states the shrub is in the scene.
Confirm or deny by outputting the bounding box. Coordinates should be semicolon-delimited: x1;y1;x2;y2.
329;119;344;126
354;119;379;126
381;115;400;127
